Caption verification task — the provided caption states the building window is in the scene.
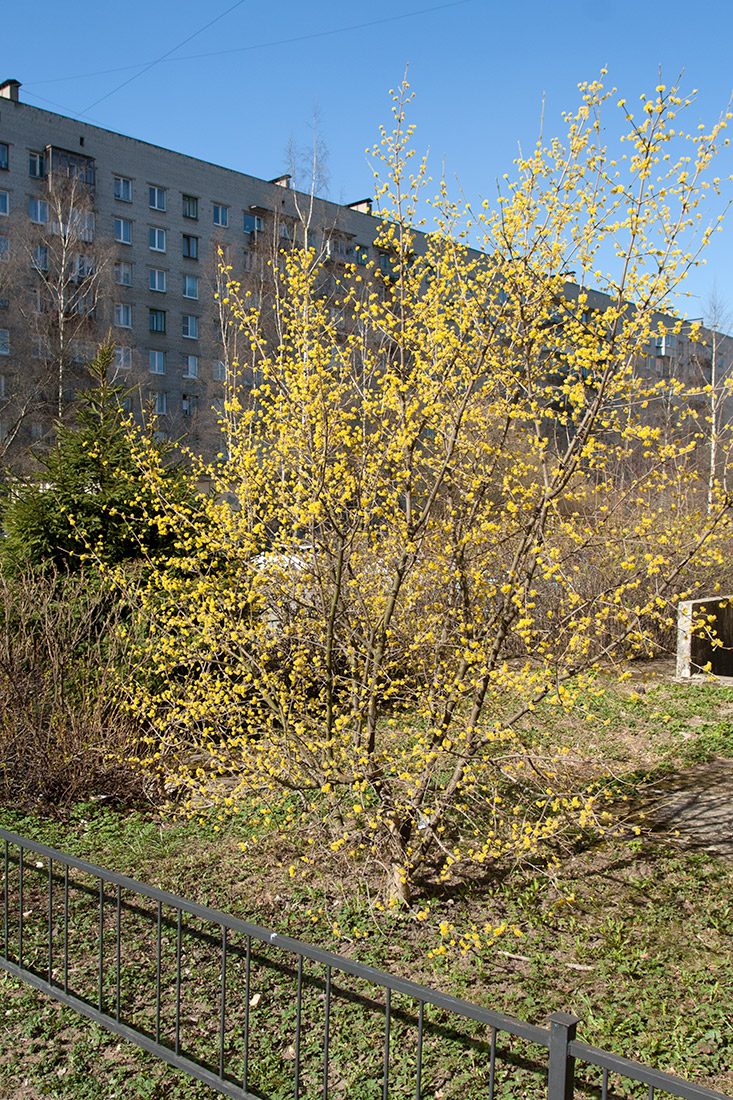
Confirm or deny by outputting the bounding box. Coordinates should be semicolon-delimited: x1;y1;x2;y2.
29;152;46;178
181;394;198;417
149;350;166;374
149;227;166;253
115;261;133;286
151;391;167;415
149;268;167;293
114;346;132;370
182;194;198;219
149;309;166;334
182;315;198;339
213;359;227;381
212;396;225;415
355;245;369;266
181;354;198;378
149;186;166;211
182;234;198;260
0;237;8;263
0;376;6;399
182;275;198;299
68;253;94;281
242;250;252;272
114;176;132;202
213;204;229;227
114;303;132;328
32;244;49;271
0;144;8;171
115;217;132;244
31;423;45;441
0;330;9;356
243;213;263;236
29;198;49;224
0;191;7;217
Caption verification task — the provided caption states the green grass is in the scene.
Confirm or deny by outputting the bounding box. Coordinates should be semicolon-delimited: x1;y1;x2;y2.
1;673;732;1099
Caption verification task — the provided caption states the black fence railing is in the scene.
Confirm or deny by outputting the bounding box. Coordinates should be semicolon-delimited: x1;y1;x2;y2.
0;827;728;1100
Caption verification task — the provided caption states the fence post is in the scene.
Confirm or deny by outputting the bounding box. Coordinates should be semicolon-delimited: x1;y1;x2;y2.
547;1011;580;1100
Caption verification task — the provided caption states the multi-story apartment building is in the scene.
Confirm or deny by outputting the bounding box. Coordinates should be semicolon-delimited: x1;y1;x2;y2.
0;77;389;463
0;76;731;471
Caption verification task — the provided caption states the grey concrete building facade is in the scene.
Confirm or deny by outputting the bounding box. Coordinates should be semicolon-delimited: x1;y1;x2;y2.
0;78;386;462
0;76;731;472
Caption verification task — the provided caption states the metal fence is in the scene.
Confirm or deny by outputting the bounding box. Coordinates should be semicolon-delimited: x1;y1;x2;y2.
0;826;728;1100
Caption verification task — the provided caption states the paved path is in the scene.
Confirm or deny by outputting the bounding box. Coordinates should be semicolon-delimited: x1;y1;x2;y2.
646;758;733;857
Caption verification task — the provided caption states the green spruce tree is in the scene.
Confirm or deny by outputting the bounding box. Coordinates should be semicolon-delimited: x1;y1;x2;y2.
2;344;189;571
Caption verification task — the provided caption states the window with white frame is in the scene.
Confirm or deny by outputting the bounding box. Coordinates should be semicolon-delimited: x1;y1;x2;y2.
0;191;8;217
68;254;94;281
149;268;166;292
182;275;198;299
114;217;132;244
182;315;198;339
148;350;166;374
181;354;198;378
149;227;166;252
151;391;167;415
213;360;226;381
114;346;132;370
149;308;166;333
0;330;9;355
114;303;132;328
213;204;229;227
243;213;263;235
149;186;166;211
29;152;45;178
115;261;133;286
181;394;198;416
114;176;132;202
32;244;48;271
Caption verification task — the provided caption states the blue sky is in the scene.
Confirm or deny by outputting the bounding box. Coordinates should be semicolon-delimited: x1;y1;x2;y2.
6;0;733;320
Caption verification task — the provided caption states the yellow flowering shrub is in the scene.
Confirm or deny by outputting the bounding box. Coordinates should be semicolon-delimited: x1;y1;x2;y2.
108;79;732;900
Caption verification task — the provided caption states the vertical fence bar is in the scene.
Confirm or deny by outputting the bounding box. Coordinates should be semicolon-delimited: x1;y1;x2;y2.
63;864;69;994
18;846;24;968
155;900;162;1045
115;884;121;1022
3;840;7;959
294;954;303;1100
489;1025;497;1100
323;964;331;1100
383;987;391;1100
242;935;251;1094
219;925;227;1079
547;1012;579;1100
649;1087;655;1100
98;877;104;1011
415;1000;424;1100
174;908;182;1056
47;857;53;984
601;1067;608;1100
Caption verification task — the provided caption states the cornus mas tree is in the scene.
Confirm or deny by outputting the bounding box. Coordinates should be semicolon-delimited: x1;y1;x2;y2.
114;79;733;900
